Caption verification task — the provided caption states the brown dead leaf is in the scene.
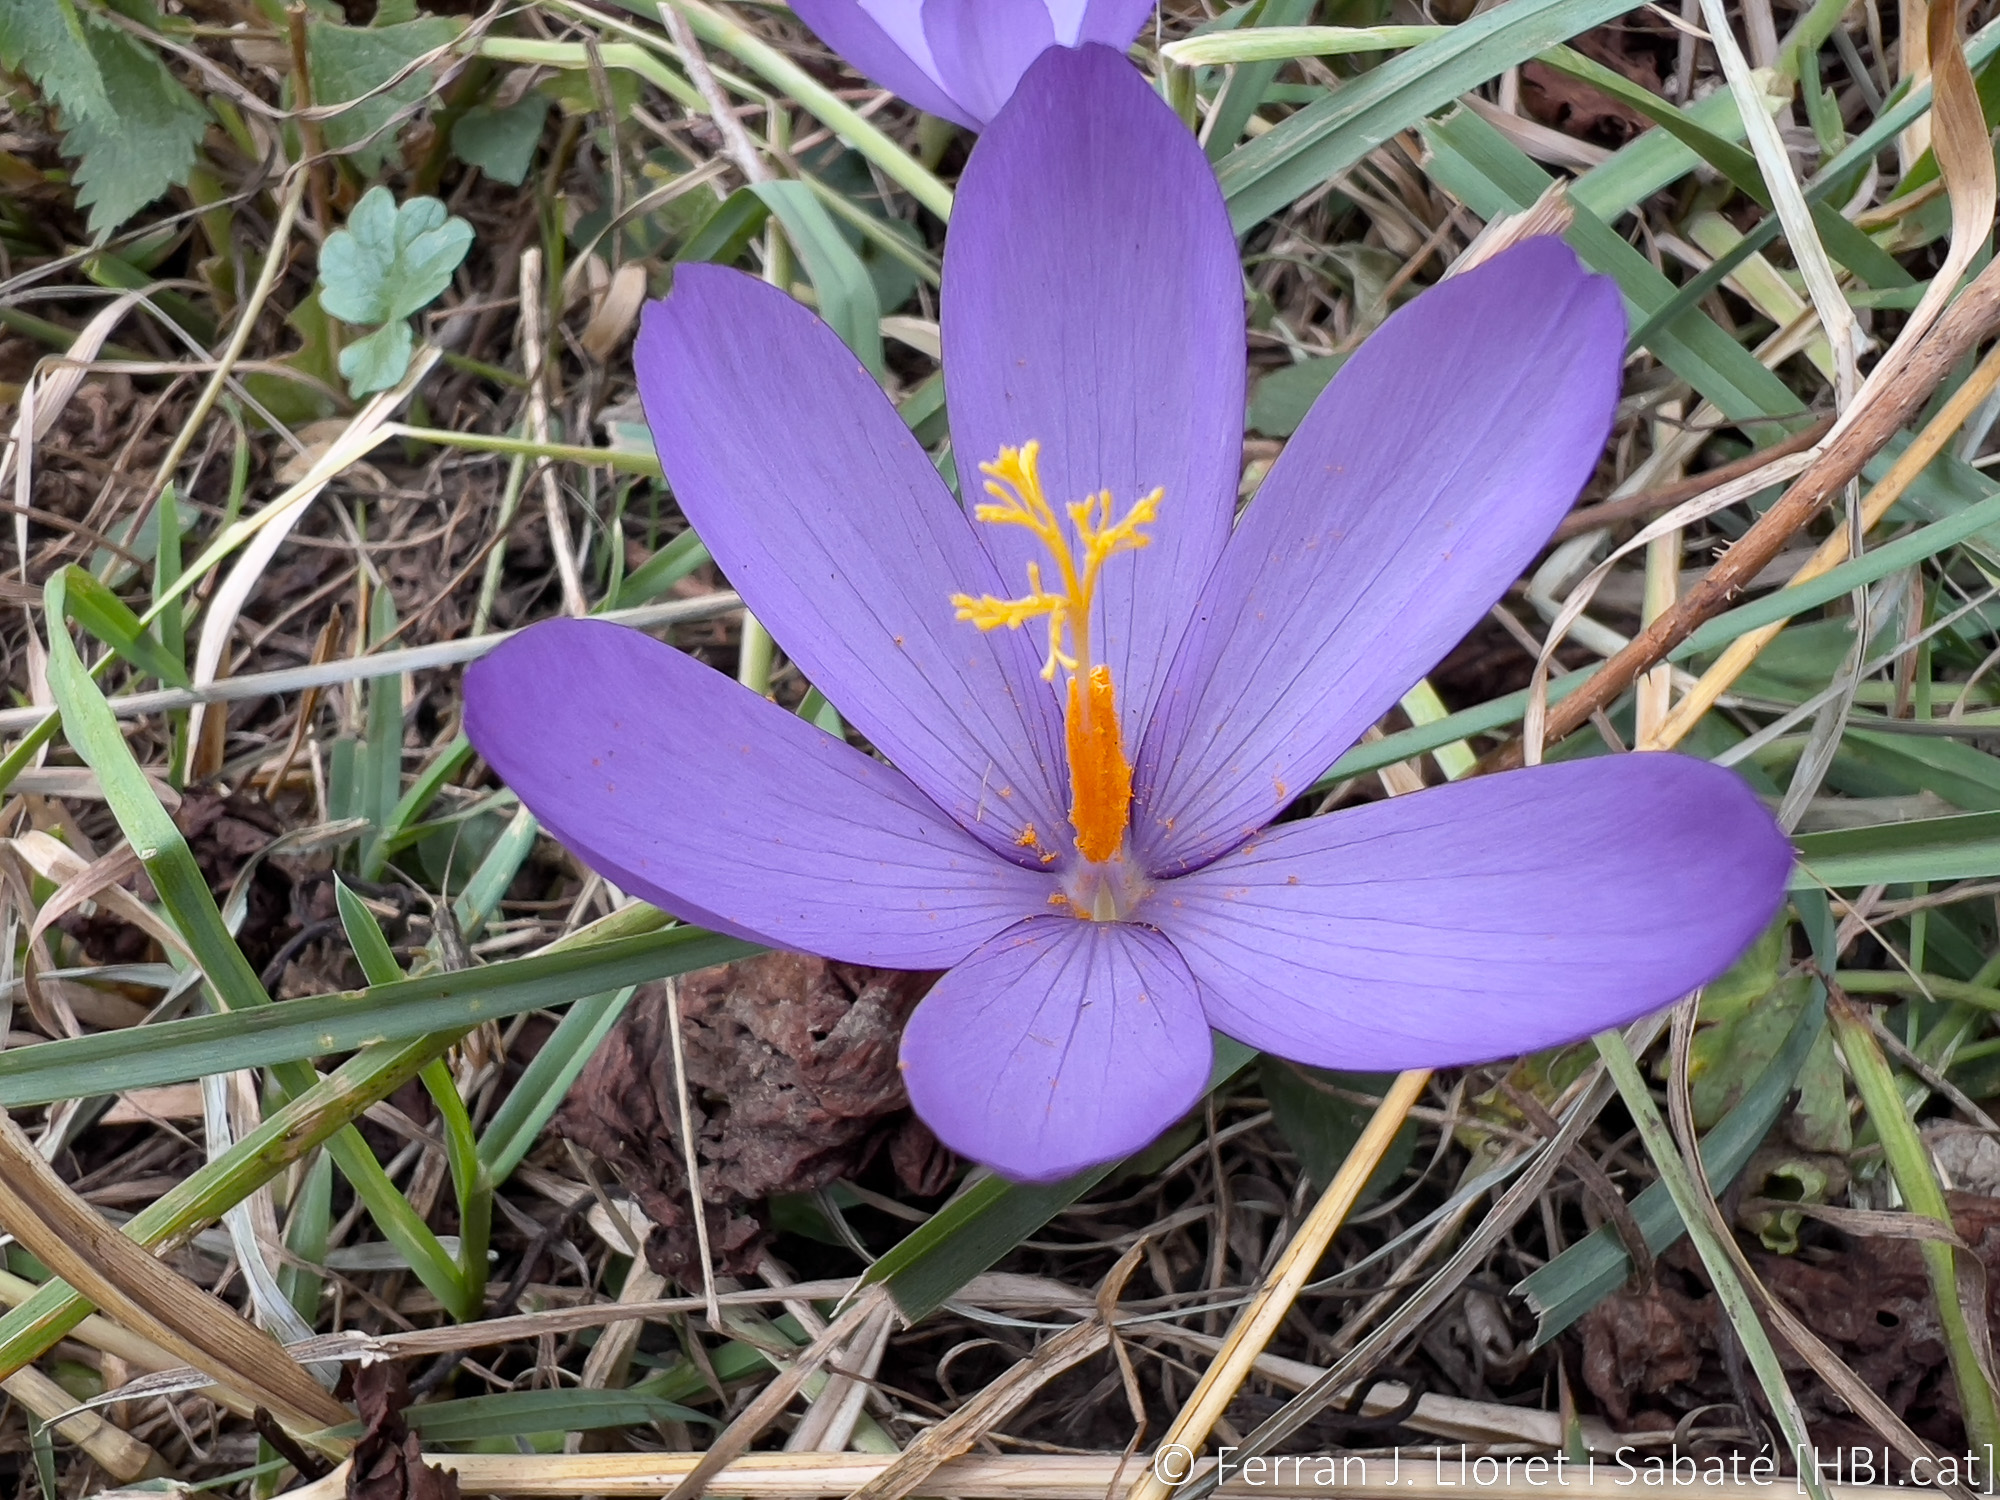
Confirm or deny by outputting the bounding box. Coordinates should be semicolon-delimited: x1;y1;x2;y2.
348;1363;458;1500
1522;30;1663;145
1579;1280;1711;1423
1579;1194;2000;1446
553;955;939;1282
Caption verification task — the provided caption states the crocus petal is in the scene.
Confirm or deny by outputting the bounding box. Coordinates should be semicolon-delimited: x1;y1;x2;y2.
1133;239;1625;875
900;915;1213;1181
1072;0;1157;44
464;619;1054;968
638;266;1073;867
943;44;1244;747
790;0;978;127
924;0;1055;128
1144;755;1792;1071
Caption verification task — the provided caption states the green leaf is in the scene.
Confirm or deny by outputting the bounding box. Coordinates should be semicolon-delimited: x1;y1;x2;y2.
675;186;770;267
0;0;110;119
52;565;190;689
336;319;414;397
477;986;635;1183
336;877;401;986
1536;43;1909;288
306;14;462;176
1216;0;1641;230
612;528;712;611
1689;975;1813;1129
320;184;473;325
1261;1061;1415;1198
1420;105;1802;423
1247;356;1345;438
1792;809;2000;887
0;925;759;1109
60;16;208;236
396;1382;710;1443
450;95;548;186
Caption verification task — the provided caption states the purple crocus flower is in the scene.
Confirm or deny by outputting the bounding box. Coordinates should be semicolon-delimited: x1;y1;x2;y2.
464;46;1791;1183
788;0;1155;128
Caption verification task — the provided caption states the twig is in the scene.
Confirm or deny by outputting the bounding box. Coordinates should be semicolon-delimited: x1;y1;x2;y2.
658;0;772;186
1488;256;2000;770
1550;417;1833;541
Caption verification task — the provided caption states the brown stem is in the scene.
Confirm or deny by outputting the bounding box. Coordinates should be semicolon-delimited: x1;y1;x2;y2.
1485;256;2000;773
1549;414;1834;542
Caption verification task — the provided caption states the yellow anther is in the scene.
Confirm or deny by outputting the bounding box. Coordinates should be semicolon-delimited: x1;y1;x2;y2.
948;439;1158;870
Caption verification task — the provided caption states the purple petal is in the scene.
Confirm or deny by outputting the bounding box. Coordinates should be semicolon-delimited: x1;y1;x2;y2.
1072;0;1157;44
790;0;978;127
464;619;1052;967
1143;755;1792;1070
901;915;1212;1181
924;0;1055;127
943;44;1244;749
638;266;1073;868
1133;238;1625;875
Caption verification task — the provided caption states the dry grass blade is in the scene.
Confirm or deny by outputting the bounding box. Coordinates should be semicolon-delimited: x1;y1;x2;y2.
1127;1070;1430;1500
2;1362;166;1483
663;1284;893;1500
843;1247;1147;1500
1550;417;1833;541
0;593;742;734
282;1450;1923;1499
1660;1003;1966;1496
1643;335;2000;749
0;1109;349;1439
519;245;589;618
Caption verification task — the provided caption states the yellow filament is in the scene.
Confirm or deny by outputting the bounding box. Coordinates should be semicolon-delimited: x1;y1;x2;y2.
946;441;1158;863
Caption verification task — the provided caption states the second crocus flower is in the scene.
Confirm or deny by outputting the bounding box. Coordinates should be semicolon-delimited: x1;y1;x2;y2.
789;0;1156;127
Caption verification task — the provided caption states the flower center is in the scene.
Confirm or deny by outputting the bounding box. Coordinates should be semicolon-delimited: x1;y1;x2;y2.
948;440;1159;876
1060;853;1153;923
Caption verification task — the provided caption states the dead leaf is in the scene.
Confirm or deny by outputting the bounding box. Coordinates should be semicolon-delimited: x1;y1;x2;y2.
348;1363;458;1500
554;955;939;1282
1579;1281;1711;1423
1522;29;1665;145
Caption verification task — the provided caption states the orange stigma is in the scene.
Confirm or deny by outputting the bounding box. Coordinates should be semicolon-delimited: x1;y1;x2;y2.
948;441;1158;871
1067;666;1131;863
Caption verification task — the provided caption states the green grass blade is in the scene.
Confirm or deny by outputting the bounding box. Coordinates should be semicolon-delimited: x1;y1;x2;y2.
1593;1025;1830;1500
477;984;636;1184
54;566;191;689
751;180;884;377
0;926;761;1109
1830;1000;2000;1451
1216;0;1644;231
1516;986;1826;1341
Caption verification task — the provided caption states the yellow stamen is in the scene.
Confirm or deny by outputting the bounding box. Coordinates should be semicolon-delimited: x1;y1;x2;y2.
946;441;1158;868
